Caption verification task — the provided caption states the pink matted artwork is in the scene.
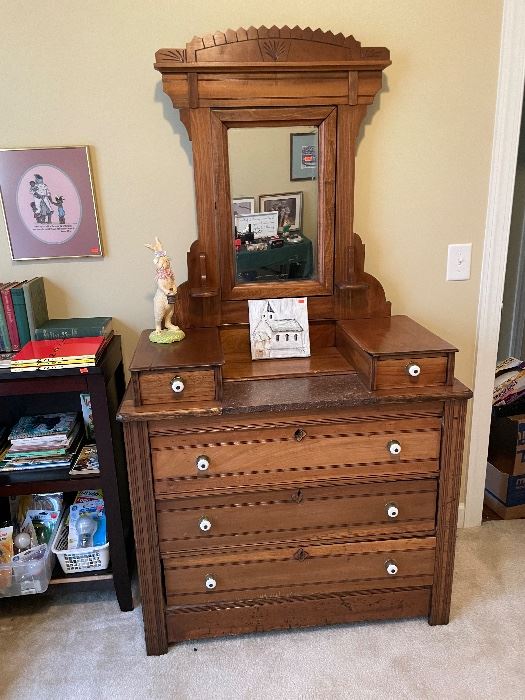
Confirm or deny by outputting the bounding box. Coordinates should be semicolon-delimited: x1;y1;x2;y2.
0;146;103;260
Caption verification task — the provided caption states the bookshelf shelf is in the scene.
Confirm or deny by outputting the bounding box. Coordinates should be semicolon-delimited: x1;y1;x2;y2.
0;336;134;611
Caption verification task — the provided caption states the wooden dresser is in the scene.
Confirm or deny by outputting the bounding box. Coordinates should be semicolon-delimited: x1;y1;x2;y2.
118;27;471;655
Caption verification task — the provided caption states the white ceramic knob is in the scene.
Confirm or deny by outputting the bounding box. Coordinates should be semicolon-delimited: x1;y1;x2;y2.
171;376;185;393
406;363;421;378
385;560;398;576
196;455;210;471
205;575;217;590
387;440;402;456
386;503;399;519
199;517;212;532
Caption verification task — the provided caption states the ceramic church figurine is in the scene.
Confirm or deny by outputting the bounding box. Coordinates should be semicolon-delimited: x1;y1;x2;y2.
144;237;185;343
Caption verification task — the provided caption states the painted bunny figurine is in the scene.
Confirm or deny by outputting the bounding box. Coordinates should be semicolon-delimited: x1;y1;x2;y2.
145;237;184;339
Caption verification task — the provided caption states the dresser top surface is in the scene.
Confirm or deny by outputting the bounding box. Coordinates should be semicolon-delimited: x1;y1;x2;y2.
129;328;224;372
339;316;457;356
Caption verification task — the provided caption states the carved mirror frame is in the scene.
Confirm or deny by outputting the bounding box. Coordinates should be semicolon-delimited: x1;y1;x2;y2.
155;26;391;328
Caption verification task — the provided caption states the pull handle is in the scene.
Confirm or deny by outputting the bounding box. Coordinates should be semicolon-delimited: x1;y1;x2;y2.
385;502;399;519
171;376;185;393
385;559;398;576
406;363;421;378
196;455;210;471
387;440;402;456
205;575;217;590
199;517;212;533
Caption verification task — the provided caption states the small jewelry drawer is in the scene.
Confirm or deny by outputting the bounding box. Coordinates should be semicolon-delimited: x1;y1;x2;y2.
156;479;438;553
375;355;449;390
162;537;436;606
138;369;217;406
337;316;456;391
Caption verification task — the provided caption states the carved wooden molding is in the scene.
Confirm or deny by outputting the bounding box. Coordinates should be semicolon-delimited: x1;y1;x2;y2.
155;26;389;71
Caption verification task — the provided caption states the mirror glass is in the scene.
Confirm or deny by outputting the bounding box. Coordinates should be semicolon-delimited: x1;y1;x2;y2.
228;126;319;284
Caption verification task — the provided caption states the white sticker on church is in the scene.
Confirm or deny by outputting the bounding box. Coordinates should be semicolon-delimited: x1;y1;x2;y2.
248;298;310;360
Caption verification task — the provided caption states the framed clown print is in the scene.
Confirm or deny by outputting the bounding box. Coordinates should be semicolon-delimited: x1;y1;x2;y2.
0;146;103;260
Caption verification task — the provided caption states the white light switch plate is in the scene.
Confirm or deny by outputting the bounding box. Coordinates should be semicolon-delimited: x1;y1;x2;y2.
446;243;472;281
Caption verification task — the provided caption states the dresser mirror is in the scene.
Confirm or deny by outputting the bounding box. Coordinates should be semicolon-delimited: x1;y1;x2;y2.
154;27;392;322
228;125;319;285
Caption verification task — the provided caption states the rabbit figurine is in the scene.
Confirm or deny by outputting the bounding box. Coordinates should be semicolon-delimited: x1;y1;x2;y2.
145;237;185;342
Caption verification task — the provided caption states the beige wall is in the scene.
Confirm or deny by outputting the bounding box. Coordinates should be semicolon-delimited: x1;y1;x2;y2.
0;1;502;393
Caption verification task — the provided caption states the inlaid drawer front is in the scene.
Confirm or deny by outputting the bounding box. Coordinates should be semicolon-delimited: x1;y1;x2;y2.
375;355;449;390
151;416;442;495
156;480;438;553
138;369;216;406
163;537;436;606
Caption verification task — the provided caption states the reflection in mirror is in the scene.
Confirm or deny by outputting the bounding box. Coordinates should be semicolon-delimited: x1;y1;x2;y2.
228;126;318;284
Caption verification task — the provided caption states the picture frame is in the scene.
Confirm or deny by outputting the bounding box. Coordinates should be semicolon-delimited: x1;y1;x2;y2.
259;192;303;232
290;132;318;181
248;297;310;360
235;212;278;239
0;146;103;260
232;196;256;218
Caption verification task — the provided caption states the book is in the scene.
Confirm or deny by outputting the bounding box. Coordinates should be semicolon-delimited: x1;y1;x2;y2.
11;336;109;370
0;282;20;351
9;412;79;442
22;277;49;341
35;316;113;340
0;284;11;351
69;444;100;477
10;281;31;349
0;352;14;369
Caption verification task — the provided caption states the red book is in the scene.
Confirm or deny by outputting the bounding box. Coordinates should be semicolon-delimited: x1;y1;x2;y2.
12;335;109;367
0;282;21;351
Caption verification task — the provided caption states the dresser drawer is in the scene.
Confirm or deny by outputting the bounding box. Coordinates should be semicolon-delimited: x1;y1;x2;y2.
375;355;448;390
139;369;216;406
151;416;442;495
156;479;437;553
163;537;436;606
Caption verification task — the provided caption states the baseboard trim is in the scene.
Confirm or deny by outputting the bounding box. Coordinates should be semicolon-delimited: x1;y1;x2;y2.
457;502;465;529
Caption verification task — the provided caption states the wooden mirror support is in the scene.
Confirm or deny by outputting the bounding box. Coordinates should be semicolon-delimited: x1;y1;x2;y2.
154;26;392;327
119;27;472;655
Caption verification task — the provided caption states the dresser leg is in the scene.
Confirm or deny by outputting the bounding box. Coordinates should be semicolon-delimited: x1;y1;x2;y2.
123;422;168;655
429;399;467;625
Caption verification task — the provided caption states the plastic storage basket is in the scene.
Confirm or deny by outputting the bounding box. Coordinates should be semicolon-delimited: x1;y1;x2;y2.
0;520;60;597
51;511;110;574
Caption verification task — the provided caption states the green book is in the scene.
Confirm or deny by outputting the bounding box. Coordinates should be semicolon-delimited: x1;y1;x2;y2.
22;277;49;341
11;281;31;348
35;316;113;340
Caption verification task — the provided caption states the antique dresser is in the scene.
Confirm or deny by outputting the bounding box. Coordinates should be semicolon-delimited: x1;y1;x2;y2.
118;27;472;655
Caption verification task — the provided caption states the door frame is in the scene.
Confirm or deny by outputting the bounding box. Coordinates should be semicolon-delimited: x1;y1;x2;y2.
464;0;525;527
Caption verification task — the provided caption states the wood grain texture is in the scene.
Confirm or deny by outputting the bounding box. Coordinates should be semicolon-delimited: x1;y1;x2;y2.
163;537;435;605
156;479;437;553
123;422;168;655
155;27;390;73
429;399;468;625
139;369;216;406
166;587;430;642
375;356;448;390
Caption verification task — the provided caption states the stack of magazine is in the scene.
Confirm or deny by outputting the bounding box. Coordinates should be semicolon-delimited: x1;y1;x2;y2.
10;335;112;372
0;412;83;473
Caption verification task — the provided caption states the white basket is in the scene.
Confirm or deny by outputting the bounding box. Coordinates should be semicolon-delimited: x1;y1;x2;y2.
51;512;110;574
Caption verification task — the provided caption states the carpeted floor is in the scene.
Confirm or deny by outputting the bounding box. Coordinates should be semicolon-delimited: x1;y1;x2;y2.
1;519;524;700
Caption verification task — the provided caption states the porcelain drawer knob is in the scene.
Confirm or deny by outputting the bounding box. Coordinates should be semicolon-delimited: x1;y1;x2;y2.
199;517;212;532
196;455;210;471
205;575;217;590
385;560;398;576
406;363;421;378
387;440;402;456
386;502;399;519
171;376;185;393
